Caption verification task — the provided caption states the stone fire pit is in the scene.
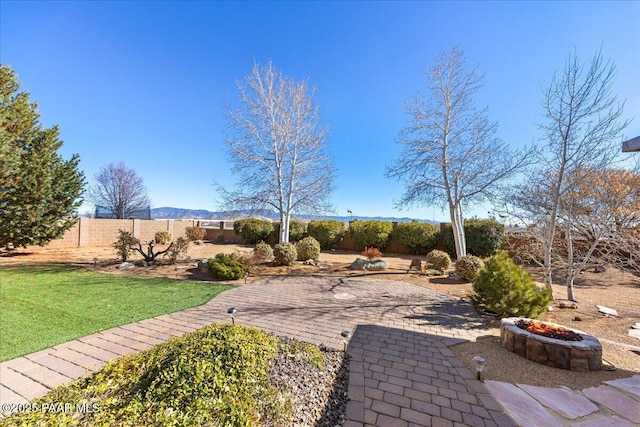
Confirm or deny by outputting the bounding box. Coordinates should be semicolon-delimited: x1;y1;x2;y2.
500;317;602;371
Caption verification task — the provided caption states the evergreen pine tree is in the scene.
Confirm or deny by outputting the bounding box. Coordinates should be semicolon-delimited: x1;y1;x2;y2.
0;65;85;248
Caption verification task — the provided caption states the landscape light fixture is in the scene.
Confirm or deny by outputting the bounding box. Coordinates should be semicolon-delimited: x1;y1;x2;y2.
472;355;486;381
228;307;237;324
244;272;249;284
341;330;351;352
174;267;179;278
93;257;98;266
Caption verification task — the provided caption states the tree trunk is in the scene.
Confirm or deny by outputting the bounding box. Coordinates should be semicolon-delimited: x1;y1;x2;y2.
449;203;466;258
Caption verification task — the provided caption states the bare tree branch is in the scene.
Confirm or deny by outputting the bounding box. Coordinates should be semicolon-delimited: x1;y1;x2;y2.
387;47;532;258
217;61;335;242
88;162;151;219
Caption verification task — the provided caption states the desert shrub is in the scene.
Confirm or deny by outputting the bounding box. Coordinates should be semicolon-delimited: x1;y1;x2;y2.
273;242;297;266
253;241;274;263
208;253;249;280
164;237;190;264
267;220;306;244
3;324;290;426
307;220;346;249
154;230;172;244
113;229;138;261
348;220;393;250
472;250;552;318
233;219;273;244
443;219;504;258
362;247;381;261
455;255;484;282
425;249;452;273
185;226;206;242
396;221;439;254
295;236;321;260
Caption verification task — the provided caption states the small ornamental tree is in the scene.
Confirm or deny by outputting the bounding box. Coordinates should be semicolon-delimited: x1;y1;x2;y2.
472;250;552;318
233;219;273;244
306;220;346;249
348;220;393;250
113;230;138;262
396;221;439;254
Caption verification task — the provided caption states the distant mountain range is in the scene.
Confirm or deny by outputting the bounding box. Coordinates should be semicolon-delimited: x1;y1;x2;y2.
151;207;438;225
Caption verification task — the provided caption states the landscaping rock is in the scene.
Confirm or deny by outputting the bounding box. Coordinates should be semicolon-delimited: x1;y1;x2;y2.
409;258;422;271
348;258;368;270
367;260;388;271
117;262;135;270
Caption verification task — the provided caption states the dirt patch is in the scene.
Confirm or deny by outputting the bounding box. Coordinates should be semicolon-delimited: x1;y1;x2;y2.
3;244;639;389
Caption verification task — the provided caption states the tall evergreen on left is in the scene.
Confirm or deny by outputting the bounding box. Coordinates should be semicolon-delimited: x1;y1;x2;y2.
0;65;85;248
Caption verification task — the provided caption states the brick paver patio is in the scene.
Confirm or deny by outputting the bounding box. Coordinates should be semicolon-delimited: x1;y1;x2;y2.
6;275;635;425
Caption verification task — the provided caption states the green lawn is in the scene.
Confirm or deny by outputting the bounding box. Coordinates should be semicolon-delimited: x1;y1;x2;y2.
0;264;232;361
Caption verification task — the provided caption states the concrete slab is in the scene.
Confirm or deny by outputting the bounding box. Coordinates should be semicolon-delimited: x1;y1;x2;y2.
582;385;640;424
484;381;563;427
517;384;599;419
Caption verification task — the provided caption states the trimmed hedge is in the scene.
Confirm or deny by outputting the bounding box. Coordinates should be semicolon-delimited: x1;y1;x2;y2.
307;220;346;250
443;219;504;258
295;236;321;260
208;253;248;280
253;241;274;263
396;221;439;254
455;255;484;282
267;220;306;244
233;219;273;244
273;242;297;266
185;226;207;241
425;249;451;273
348;220;393;250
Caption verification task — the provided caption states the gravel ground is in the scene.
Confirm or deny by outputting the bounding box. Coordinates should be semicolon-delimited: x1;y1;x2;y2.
270;337;350;427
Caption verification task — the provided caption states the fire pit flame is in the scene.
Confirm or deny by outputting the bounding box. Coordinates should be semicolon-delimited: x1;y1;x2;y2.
515;319;583;341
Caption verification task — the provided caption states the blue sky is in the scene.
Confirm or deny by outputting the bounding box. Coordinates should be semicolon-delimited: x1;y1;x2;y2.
2;1;639;222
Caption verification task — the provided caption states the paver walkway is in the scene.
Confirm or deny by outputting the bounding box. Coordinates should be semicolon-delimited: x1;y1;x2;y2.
1;275;637;426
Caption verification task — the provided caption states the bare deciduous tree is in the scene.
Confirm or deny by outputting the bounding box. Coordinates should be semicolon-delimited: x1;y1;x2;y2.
509;48;629;298
387;48;530;258
88;162;151;219
217;61;335;243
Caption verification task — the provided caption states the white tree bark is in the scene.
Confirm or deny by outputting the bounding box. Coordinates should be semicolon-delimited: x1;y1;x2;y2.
219;61;335;243
388;48;530;258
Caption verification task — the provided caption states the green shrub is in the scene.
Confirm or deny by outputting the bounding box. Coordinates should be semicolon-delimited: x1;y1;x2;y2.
295;236;321;260
164;237;190;264
307;220;346;249
348;220;393;250
425;249;451;273
113;229;138;262
455;255;484;282
472;250;552;318
2;324;290;426
154;230;172;244
396;221;439;254
465;219;504;258
233;218;273;244
185;226;206;241
443;219;505;258
273;242;297;266
208;253;249;280
268;220;306;244
253;241;274;263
